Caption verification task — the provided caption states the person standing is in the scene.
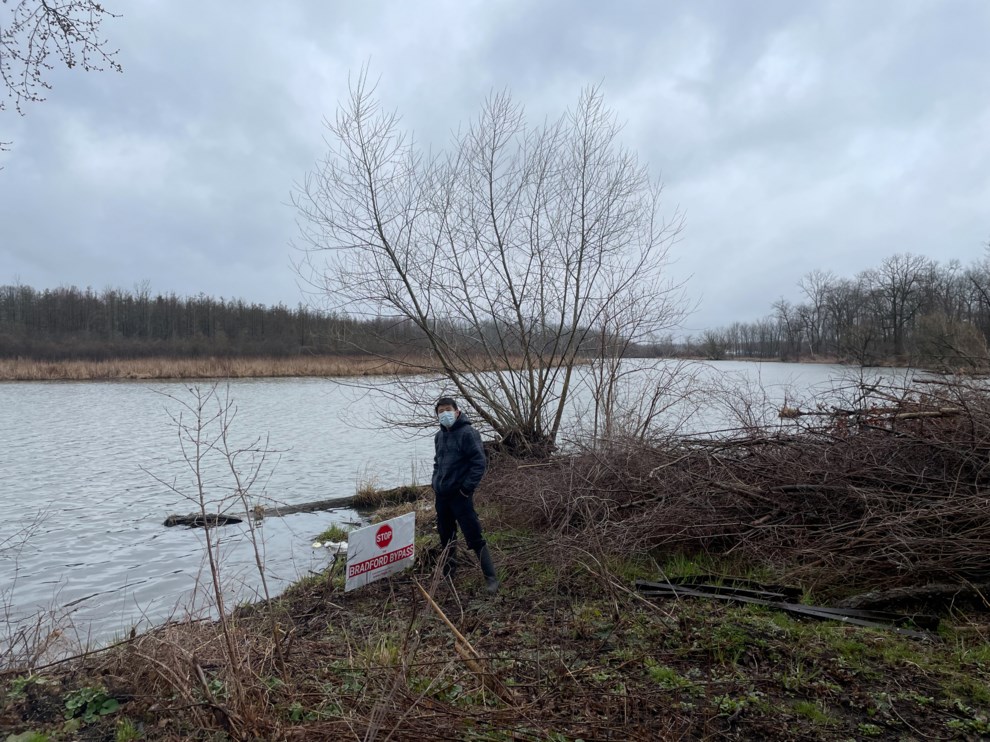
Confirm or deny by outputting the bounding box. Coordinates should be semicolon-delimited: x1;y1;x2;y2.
431;397;499;593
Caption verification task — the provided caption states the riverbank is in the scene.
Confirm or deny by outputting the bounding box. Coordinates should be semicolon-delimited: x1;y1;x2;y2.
4;457;990;735
2;354;956;382
1;500;987;740
0;354;546;381
0;355;443;381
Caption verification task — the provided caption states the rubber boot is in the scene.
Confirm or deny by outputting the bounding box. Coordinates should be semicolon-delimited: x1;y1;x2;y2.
476;545;499;594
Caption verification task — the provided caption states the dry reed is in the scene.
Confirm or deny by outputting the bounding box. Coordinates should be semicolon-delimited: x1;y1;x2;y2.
0;354;539;381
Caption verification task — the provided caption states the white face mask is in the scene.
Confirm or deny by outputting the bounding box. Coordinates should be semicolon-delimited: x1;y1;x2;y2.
438;410;457;428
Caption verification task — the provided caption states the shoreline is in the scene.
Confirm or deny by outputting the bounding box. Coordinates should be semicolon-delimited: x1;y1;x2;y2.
0;355;444;382
0;353;942;382
2;487;987;740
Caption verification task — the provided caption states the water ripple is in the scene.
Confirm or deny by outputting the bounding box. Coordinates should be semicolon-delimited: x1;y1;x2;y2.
1;378;431;644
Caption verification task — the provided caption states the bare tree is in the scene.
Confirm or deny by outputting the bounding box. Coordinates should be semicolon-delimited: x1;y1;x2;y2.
1;0;120;110
797;269;834;356
772;298;804;361
703;245;990;369
700;328;728;360
965;244;990;338
814;275;876;362
294;72;685;452
1;0;120;153
863;253;931;358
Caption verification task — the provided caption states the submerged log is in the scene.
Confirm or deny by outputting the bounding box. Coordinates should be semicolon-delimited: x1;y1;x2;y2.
257;496;361;518
162;485;431;528
163;513;244;528
257;486;430;518
162;501;353;528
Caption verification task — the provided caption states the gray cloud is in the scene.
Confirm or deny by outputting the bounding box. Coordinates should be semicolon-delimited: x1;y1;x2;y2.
1;0;988;330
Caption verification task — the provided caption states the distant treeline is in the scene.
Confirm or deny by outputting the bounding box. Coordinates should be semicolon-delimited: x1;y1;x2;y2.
9;250;990;368
697;252;990;367
0;284;435;360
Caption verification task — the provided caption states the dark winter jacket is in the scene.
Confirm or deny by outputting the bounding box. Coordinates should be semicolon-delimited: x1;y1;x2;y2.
432;412;487;498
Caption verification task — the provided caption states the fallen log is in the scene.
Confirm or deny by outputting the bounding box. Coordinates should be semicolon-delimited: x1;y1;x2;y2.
779;406;963;420
163;513;243;528
163;498;359;528
257;496;361;518
162;485;431;528
257;485;430;518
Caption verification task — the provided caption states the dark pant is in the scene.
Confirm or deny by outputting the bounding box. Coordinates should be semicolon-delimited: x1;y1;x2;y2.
435;492;486;553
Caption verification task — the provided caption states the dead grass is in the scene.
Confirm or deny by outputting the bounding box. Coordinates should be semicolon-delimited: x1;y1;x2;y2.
0;353;570;381
0;355;487;381
352;484;432;511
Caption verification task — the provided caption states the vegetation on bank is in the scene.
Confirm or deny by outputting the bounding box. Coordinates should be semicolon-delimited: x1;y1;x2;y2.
0;355;451;381
2;377;989;740
3;522;987;741
1;498;987;741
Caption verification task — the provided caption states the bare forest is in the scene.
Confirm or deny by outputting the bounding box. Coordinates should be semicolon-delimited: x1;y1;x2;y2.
698;251;990;368
7;249;990;373
0;283;436;361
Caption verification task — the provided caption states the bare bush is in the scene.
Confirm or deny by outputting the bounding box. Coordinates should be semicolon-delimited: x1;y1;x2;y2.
488;376;990;596
0;509;77;672
139;384;288;737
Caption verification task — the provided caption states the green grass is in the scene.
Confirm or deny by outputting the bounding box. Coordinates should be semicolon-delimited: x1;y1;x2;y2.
792;699;838;726
857;722;884;737
5;733;52;742
943;675;990;706
115;717;143;741
570;601;609;640
775;659;823;693
314;523;351;543
351;484;430;510
6;518;990;742
947;632;990;669
656;551;711;579
482;527;531;548
644;659;693;691
653;551;780;583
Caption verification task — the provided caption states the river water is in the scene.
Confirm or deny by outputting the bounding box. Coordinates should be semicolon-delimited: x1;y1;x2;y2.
0;361;916;650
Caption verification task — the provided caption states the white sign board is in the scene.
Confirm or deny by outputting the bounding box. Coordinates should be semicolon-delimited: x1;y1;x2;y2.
344;511;416;592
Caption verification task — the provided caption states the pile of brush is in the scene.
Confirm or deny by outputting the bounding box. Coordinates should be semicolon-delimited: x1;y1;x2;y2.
489;377;990;598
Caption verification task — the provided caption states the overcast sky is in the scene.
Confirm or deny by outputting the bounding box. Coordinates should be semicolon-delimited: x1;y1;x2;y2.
2;0;988;332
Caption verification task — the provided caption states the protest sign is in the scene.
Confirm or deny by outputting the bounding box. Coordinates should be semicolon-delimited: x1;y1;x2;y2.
343;511;416;592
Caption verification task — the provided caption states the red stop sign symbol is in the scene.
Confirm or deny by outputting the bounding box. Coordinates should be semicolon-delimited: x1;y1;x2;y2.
375;524;393;549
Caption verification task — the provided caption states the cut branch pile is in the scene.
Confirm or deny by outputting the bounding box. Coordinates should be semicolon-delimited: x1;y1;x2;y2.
490;377;990;597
